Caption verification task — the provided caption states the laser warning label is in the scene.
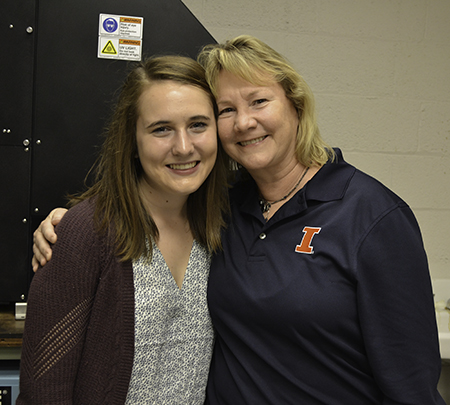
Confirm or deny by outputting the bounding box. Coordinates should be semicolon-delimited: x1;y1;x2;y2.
98;14;143;61
101;40;117;55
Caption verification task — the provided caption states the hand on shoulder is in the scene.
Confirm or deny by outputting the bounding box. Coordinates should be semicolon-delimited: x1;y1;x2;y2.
32;208;68;271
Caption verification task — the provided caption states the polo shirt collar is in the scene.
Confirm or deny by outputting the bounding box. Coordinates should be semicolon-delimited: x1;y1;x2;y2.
234;149;356;219
305;148;356;202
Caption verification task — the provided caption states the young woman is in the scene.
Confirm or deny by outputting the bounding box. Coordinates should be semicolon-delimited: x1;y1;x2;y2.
18;55;229;404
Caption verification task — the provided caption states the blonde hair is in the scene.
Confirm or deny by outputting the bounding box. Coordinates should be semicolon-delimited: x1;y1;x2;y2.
198;35;334;167
70;55;229;261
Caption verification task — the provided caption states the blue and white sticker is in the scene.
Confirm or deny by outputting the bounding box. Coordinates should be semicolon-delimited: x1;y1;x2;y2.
102;17;118;34
98;14;144;61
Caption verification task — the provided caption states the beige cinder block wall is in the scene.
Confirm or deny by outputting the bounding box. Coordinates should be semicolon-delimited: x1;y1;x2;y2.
182;0;450;280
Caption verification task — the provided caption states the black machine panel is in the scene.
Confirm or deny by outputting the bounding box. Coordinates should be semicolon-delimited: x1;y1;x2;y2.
0;0;215;303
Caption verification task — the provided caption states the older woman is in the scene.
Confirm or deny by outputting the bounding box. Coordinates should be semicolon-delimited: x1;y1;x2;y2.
198;35;444;404
32;36;444;404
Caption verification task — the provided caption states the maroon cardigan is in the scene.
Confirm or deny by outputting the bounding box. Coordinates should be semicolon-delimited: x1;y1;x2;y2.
18;200;135;404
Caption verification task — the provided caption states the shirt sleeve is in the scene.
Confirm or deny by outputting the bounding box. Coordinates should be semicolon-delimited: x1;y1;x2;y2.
356;202;444;404
17;204;102;404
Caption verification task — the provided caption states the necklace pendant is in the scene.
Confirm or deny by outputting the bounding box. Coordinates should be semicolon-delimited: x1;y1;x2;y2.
259;199;271;213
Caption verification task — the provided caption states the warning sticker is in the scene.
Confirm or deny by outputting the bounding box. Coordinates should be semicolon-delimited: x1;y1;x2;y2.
118;17;142;37
102;40;117;55
98;14;143;61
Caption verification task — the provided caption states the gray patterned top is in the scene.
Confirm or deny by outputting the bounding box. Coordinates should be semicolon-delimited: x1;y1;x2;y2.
125;240;214;404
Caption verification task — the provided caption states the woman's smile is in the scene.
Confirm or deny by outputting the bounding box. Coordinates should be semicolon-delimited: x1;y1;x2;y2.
238;135;268;147
168;161;199;171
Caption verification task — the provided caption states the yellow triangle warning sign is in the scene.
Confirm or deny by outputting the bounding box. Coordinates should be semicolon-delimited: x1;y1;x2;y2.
102;40;117;55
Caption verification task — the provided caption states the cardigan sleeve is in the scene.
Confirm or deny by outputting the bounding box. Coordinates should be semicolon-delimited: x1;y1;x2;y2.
17;201;104;404
356;202;445;405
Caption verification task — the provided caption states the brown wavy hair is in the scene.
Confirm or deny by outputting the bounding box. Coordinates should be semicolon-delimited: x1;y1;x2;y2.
70;55;229;261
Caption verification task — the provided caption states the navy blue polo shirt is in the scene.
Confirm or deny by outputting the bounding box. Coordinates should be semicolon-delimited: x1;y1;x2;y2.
205;149;444;404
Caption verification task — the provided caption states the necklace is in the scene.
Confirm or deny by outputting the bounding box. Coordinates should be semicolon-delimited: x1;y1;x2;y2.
259;167;309;214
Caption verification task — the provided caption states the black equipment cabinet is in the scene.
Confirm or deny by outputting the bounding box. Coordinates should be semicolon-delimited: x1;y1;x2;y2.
0;0;215;305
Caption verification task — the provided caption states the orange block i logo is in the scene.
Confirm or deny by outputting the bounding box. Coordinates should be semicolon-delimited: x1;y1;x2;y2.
295;227;321;254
